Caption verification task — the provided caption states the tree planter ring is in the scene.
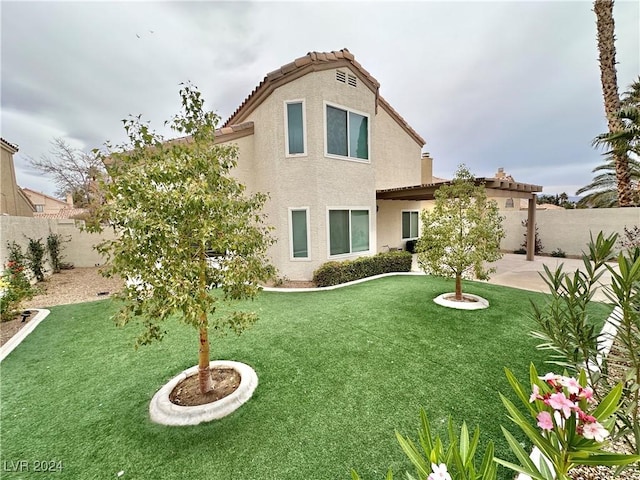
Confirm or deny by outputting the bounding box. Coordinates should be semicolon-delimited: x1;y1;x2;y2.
433;293;489;310
149;360;258;426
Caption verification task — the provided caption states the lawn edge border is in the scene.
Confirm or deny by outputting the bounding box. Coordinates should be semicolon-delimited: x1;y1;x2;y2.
262;271;425;292
0;309;50;363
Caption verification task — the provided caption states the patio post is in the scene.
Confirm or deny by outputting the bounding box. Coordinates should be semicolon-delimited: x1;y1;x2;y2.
526;194;536;261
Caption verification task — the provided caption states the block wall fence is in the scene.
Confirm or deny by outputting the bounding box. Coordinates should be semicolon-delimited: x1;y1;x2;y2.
0;216;116;277
500;207;640;256
0;208;638;279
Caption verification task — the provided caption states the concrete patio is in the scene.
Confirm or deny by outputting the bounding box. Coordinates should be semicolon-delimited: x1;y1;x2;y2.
412;253;616;302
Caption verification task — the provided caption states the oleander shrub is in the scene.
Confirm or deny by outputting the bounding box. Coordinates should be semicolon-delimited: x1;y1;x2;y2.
312;251;412;287
1;243;35;322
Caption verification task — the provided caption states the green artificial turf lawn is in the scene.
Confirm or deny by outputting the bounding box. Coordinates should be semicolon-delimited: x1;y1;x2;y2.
0;275;612;480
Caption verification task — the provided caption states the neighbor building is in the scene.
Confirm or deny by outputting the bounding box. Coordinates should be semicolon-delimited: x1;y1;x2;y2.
0;138;35;217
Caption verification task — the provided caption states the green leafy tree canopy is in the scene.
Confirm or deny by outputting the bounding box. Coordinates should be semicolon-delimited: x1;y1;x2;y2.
90;83;275;393
417;165;504;300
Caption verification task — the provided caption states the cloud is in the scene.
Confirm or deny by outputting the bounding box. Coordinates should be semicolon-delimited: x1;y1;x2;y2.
2;0;638;198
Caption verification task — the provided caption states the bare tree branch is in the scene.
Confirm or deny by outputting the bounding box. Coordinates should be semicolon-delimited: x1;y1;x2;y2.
27;138;107;206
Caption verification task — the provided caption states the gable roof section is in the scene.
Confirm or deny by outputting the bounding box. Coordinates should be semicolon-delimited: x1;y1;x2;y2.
18;188;36;211
223;48;425;147
22;188;68;206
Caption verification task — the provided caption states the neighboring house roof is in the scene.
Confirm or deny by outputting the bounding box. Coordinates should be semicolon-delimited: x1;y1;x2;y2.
377;177;543;201
18;188;37;211
34;208;88;219
1;137;18;153
22;188;69;207
529;201;563;210
223;48;425;147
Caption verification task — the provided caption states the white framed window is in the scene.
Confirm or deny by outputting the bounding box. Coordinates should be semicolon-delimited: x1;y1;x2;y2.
285;100;306;156
327;208;370;256
289;207;310;260
35;205;44;212
402;211;419;240
324;102;369;162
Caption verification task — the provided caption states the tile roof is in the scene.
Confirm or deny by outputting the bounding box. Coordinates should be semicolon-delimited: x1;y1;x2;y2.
223;48;425;147
34;208;88;219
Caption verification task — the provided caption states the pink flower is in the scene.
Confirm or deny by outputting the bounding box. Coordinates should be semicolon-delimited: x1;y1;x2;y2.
529;384;541;403
548;392;577;418
542;373;560;385
559;376;581;395
580;386;595;403
582;421;610;442
537;411;554;431
428;463;451;480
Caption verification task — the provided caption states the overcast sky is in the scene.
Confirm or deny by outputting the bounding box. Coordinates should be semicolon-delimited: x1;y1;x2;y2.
2;0;639;198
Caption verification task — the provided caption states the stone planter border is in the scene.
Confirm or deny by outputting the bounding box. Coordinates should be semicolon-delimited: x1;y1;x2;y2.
433;293;489;310
149;360;258;426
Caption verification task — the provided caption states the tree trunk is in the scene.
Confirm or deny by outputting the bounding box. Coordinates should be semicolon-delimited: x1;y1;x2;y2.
455;274;462;301
594;0;633;206
198;324;213;394
197;248;212;394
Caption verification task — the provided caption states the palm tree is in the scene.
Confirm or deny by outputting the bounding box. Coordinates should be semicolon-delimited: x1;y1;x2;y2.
593;0;634;206
578;78;640;207
577;155;640;207
621;75;640;108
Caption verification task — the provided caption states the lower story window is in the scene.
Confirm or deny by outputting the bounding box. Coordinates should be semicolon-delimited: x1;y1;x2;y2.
290;208;309;259
402;211;419;239
329;209;369;255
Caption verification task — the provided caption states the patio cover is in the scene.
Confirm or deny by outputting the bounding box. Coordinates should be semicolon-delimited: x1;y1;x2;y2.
376;178;543;261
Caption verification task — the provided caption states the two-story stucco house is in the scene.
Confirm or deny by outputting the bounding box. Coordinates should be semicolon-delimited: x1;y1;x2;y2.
212;49;428;281
212;49;543;280
213;48;541;281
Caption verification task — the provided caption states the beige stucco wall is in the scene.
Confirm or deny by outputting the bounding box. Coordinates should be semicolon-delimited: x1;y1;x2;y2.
22;190;68;214
376;199;432;252
227;133;257;195
501;207;640;255
222;67;387;280
1;145;34;217
0;216;116;274
373;108;423;190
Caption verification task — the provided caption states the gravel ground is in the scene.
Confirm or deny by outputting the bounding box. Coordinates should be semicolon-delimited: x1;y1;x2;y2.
23;267;123;309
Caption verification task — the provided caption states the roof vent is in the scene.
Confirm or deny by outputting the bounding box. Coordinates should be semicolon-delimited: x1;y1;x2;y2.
347;74;357;87
336;70;346;83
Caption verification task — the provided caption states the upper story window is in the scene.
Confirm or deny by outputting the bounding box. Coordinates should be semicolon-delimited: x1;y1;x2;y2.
402;211;419;240
285;100;306;156
325;103;369;161
35;205;44;212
